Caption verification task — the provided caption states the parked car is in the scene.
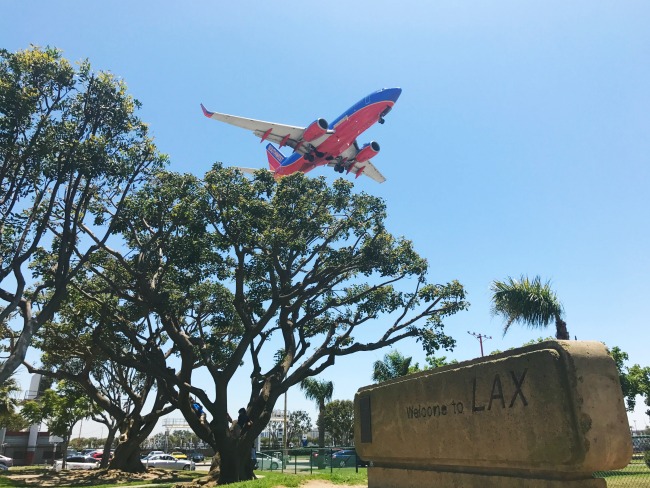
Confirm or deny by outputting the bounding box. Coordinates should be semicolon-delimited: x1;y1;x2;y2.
330;449;368;467
144;454;195;470
188;452;205;462
0;463;8;471
255;452;282;470
170;451;187;459
144;450;165;458
0;455;13;467
53;456;100;471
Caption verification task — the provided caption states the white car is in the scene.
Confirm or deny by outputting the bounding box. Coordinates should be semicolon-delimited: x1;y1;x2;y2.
255;452;282;470
53;455;100;471
144;454;195;470
0;455;13;468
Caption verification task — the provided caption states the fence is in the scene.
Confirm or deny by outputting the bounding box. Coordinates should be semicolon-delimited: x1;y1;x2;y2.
256;447;366;474
594;455;650;487
256;448;650;486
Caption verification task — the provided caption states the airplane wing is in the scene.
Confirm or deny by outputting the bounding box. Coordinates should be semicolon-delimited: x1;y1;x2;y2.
201;104;309;154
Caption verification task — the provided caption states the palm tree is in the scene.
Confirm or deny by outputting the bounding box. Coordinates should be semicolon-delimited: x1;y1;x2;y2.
490;275;569;340
300;378;333;448
372;351;413;383
0;376;28;431
0;377;21;417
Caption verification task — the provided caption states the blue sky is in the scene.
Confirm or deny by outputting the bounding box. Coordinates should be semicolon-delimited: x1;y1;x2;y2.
3;0;649;435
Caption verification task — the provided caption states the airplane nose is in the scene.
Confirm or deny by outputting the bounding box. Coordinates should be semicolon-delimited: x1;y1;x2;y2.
386;87;402;102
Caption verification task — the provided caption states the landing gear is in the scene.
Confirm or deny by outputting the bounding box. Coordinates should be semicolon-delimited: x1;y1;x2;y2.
333;164;345;173
379;105;391;125
304;150;324;162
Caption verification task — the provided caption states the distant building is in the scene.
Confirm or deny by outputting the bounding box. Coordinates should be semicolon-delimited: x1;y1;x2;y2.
2;430;62;465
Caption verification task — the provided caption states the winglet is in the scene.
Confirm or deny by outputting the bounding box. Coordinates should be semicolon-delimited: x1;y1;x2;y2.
200;103;214;118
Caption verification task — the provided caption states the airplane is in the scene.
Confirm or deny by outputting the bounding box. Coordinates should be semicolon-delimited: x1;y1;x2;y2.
200;88;402;183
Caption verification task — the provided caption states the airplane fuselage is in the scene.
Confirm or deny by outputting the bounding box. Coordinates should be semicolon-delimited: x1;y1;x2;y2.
274;88;401;177
201;87;401;182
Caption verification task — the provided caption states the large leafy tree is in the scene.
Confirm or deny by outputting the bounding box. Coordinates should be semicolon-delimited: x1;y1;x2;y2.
27;284;175;472
321;400;354;447
0;46;165;383
300;378;334;449
78;167;466;484
490;275;569;340
286;410;312;448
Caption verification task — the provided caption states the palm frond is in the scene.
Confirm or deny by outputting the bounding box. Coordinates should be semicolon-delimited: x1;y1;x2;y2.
490;275;564;336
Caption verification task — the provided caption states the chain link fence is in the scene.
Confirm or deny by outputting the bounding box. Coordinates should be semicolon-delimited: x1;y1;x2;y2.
256;447;366;474
257;447;650;486
594;454;650;487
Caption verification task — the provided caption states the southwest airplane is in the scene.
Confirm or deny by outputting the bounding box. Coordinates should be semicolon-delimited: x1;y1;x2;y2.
201;88;402;183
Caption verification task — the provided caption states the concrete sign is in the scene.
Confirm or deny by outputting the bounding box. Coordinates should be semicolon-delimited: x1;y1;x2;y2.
354;341;631;487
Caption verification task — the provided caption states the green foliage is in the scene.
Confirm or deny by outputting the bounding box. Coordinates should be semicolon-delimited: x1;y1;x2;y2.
21;380;95;439
608;345;650;414
301;378;334;448
286;410;312;446
321;400;354;446
57;162;467;480
0;45;166;383
644;450;650;469
422;355;458;369
300;379;334;408
372;350;413;383
0;377;29;431
490;275;569;339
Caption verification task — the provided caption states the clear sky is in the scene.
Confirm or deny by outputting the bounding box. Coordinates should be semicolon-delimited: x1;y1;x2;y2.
3;0;649;436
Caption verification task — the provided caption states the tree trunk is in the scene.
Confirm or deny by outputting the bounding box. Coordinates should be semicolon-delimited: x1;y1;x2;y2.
61;436;70;470
318;402;325;448
100;426;118;469
208;436;255;484
555;317;570;340
109;433;146;472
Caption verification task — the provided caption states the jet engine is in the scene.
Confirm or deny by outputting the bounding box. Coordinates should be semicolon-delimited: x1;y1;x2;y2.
302;118;329;142
355;141;380;162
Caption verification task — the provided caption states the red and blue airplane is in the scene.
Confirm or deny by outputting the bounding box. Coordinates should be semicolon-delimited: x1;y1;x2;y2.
201;88;401;183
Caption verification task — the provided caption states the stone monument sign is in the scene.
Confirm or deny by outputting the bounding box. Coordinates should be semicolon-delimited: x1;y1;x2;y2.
354;341;631;487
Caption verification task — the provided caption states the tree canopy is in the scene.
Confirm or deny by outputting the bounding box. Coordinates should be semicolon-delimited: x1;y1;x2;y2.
321;399;354;447
0;46;165;383
608;346;650;417
2;45;468;485
72;165;467;482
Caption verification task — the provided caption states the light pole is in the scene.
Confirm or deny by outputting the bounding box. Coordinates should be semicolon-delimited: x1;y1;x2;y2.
283;392;288;451
468;331;492;357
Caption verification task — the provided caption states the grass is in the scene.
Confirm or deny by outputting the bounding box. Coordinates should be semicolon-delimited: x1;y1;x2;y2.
595;460;650;487
0;467;367;488
211;470;368;488
0;467;204;488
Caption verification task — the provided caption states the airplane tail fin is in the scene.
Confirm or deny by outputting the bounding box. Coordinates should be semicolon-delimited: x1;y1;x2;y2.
266;143;285;171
